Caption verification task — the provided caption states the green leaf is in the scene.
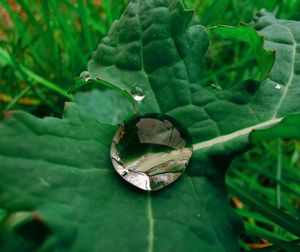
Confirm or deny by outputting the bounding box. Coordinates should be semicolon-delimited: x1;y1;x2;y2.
190;10;300;151
87;0;208;115
0;3;300;252
74;89;132;125
0;104;242;251
69;75;135;109
87;6;300;151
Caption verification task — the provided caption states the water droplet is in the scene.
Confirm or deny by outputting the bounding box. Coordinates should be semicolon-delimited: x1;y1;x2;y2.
275;84;282;90
110;115;193;191
131;87;145;101
207;83;222;91
80;71;92;82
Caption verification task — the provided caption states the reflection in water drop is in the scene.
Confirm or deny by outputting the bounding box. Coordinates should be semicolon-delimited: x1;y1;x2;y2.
275;84;282;90
110;115;193;191
80;71;92;81
131;87;145;101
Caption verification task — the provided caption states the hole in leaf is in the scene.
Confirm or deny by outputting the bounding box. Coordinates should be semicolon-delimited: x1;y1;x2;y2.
202;39;259;90
202;25;274;90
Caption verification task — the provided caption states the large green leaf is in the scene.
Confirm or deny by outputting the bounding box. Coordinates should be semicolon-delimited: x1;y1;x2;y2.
0;104;242;251
0;1;299;251
187;9;300;151
87;4;300;148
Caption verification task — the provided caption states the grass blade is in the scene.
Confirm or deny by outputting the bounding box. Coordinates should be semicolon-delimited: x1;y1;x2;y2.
227;179;300;237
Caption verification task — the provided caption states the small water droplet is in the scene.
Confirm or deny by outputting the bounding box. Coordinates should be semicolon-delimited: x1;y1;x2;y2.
80;71;92;82
110;115;193;191
275;84;282;90
207;83;222;91
131;87;145;101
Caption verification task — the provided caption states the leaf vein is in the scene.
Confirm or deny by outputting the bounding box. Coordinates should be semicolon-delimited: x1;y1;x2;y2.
272;25;297;118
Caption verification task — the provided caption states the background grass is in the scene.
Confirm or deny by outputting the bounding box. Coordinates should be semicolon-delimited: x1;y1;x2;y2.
0;0;300;251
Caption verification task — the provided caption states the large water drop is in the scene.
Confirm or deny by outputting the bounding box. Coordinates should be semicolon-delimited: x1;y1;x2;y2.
110;115;193;191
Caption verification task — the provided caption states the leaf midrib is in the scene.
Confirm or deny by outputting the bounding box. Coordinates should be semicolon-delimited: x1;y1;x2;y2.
147;192;154;252
271;25;297;118
193;118;282;151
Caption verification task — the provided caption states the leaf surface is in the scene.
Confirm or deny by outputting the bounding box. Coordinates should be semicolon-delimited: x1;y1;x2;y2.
74;89;132;125
0;104;241;251
190;10;300;151
88;4;300;151
0;2;300;252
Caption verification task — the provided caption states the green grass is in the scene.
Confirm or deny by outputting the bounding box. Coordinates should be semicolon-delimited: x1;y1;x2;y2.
0;0;128;116
1;0;300;251
228;139;300;250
